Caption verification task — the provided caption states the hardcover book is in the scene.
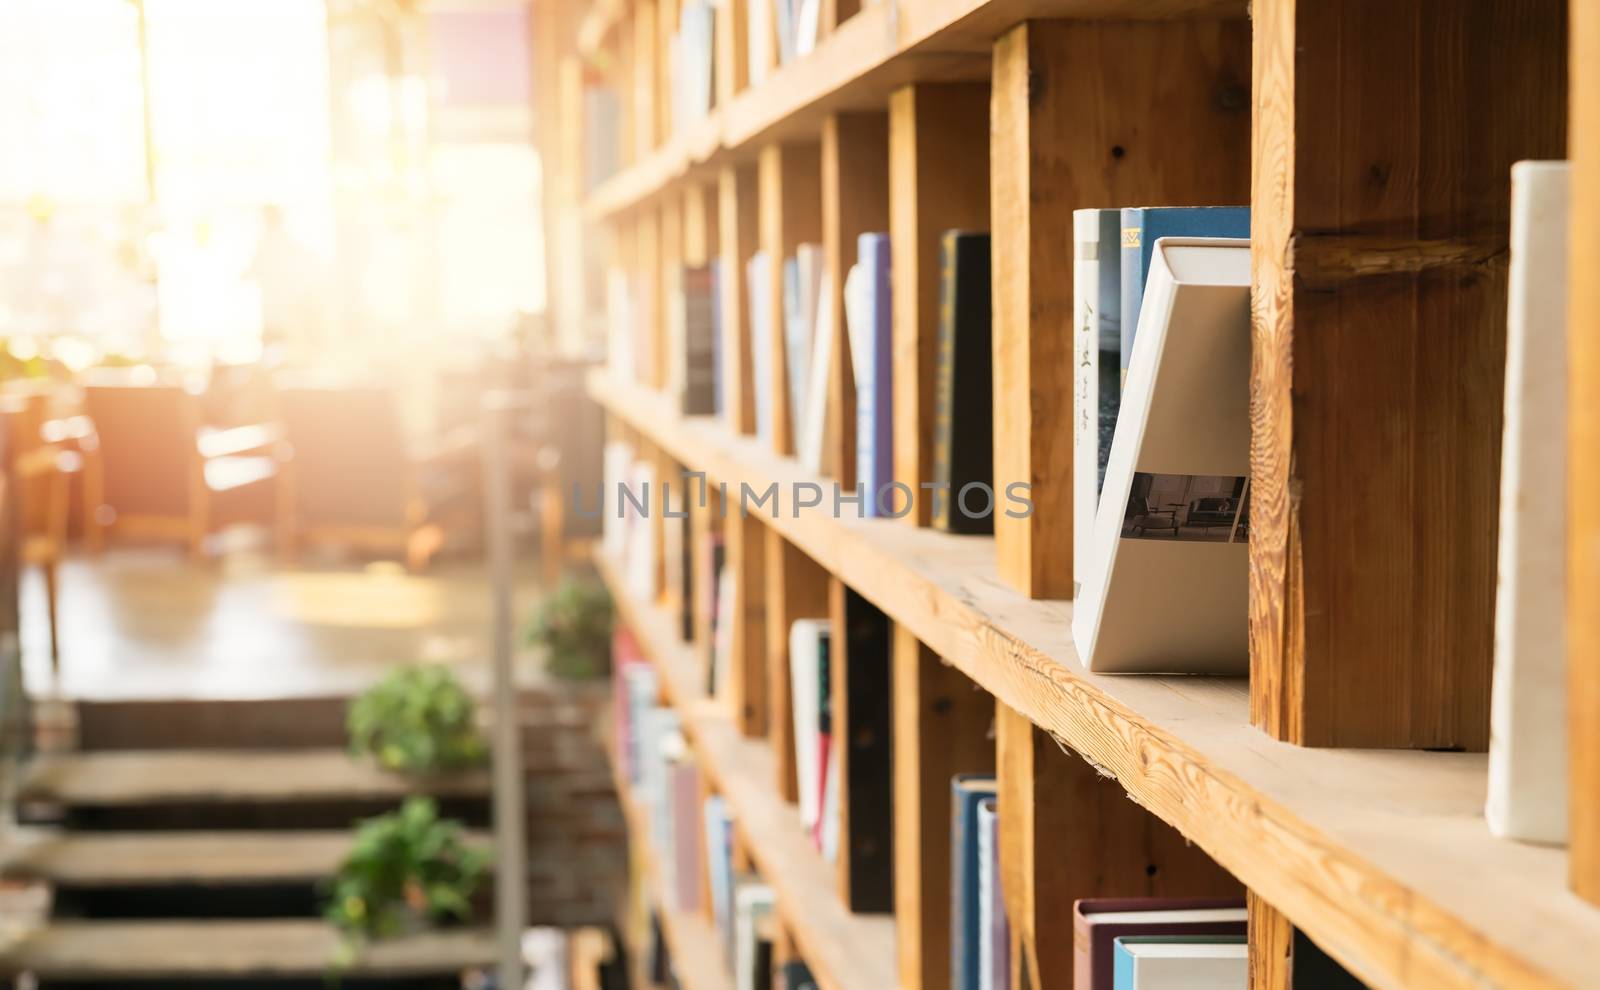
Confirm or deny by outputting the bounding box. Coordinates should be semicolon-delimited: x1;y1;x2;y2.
1110;936;1246;990
789;618;831;839
837;585;893;910
783;244;824;452
932;231;993;534
1118;207;1249;383
680;264;718;415
844;232;893;515
949;773;997;990
1072;238;1251;674
799;267;836;474
1073;209;1123;594
704;794;736;962
1488;160;1571;844
1072;898;1246;990
976;797;1008;990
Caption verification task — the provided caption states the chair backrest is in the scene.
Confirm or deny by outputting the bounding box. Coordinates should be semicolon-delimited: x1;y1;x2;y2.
83;381;200;518
277;383;412;527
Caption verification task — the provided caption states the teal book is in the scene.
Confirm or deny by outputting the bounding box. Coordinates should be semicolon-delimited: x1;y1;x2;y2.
1118;207;1249;381
949;773;997;990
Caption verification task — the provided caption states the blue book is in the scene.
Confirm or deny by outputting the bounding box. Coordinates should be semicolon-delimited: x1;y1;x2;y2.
1112;935;1246;990
703;794;736;962
845;233;892;515
1118;207;1249;380
950;774;997;990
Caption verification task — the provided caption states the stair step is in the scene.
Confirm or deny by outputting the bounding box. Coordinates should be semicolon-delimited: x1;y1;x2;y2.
0;829;492;887
0;920;495;979
18;750;491;807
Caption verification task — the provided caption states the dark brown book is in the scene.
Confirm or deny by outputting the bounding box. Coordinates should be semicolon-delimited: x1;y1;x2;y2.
839;586;893;912
1072;897;1246;990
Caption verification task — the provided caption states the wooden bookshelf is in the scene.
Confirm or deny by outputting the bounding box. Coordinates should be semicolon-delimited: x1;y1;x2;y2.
591;374;1600;990
607;714;733;990
598;554;899;990
542;1;1592;988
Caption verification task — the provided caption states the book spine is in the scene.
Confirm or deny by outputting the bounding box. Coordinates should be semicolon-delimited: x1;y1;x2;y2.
943;233;994;536
1072;211;1102;593
840;586;893;911
933;231;959;529
1118;208;1144;386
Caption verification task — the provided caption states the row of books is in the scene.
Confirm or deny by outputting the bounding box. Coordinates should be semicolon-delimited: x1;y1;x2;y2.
614;630;820;990
744;245;836;472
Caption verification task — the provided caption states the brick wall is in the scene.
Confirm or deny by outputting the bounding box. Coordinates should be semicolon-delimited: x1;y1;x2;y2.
519;681;627;928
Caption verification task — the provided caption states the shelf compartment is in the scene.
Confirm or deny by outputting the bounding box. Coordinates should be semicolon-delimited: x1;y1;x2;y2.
599;554;899;990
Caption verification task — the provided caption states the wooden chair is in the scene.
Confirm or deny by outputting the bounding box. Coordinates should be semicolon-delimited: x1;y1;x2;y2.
274;383;477;572
0;390;74;671
80;376;279;558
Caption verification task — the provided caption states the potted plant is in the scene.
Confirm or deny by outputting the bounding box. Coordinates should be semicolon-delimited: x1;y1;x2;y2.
525;576;614;679
324;797;490;958
347;664;487;773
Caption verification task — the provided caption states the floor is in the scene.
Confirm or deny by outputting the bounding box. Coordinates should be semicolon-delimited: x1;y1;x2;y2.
20;543;546;701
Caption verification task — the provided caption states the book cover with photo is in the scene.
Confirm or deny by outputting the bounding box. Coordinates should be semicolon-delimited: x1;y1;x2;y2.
1072;237;1251;674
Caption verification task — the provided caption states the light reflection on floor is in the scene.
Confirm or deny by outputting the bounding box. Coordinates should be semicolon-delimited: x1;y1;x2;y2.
19;546;543;701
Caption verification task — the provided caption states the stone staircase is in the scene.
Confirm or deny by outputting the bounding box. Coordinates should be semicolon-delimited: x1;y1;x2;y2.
0;700;497;988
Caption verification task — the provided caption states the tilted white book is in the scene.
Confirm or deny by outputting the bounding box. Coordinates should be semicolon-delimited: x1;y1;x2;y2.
1071;238;1251;674
1487;160;1571;845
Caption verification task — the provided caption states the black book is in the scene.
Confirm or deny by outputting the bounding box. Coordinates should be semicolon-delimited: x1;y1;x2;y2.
932;231;993;534
840;586;894;913
778;959;818;990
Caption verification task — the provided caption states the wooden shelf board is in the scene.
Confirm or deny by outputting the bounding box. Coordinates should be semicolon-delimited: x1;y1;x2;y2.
591;372;1600;990
598;556;898;990
584;0;1244;219
608;724;735;990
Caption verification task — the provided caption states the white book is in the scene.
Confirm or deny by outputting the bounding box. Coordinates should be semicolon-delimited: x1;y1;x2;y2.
795;0;820;55
734;881;777;990
747;250;773;442
1071;238;1251;674
626;459;659;604
746;0;773;84
601;441;634;562
819;731;840;862
1113;940;1246;990
789;618;828;832
783;244;824;445
773;0;796;63
976;798;998;990
1072;209;1121;596
1488;160;1571;845
799;266;835;473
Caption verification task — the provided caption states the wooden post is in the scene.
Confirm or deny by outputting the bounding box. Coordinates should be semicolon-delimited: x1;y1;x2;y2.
758;142;823;458
990;20;1249;599
1248;891;1293;990
635;209;662;388
689;478;719;680
829;576;893;913
893;626;994;990
660;196;684;397
655;0;677;141
995;703;1241;988
714;0;748;108
888;84;989;526
1572;0;1600;906
720;164;761;436
684;181;718;268
631;0;658;154
726;509;768;736
765;529;829;801
1250;0;1567;748
821;112;889;489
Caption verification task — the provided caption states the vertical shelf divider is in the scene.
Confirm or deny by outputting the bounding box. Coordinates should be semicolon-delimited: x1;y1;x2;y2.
1247;891;1293;990
719;164;761;437
726;508;768;737
1571;0;1600;908
1249;0;1567;748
